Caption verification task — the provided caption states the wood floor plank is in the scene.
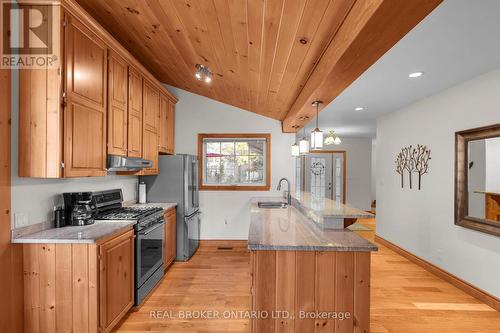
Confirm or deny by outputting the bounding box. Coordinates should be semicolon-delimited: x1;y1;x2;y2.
114;219;500;333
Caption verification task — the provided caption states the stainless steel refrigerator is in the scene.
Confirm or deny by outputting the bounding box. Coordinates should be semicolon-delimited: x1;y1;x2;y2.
141;154;200;261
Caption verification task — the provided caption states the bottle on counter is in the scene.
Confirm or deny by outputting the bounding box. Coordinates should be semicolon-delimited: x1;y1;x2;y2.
138;182;147;204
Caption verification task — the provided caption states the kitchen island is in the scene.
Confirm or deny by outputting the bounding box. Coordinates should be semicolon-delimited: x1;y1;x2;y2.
248;194;377;333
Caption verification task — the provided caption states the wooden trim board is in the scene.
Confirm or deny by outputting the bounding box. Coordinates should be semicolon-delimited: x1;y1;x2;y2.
375;235;500;311
0;68;24;331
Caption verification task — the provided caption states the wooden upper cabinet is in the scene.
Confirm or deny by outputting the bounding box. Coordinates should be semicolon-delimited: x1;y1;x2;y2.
143;80;159;133
63;12;107;177
142;79;160;175
107;50;128;156
17;2;177;179
99;229;134;332
166;99;176;154
158;93;169;154
128;67;143;158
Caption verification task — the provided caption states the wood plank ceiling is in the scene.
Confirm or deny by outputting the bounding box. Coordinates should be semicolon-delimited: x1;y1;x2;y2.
76;0;442;132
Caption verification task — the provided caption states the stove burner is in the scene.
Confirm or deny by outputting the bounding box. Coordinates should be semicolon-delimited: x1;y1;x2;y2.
96;207;164;220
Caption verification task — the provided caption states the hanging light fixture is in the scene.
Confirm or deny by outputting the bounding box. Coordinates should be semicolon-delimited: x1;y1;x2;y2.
299;127;309;154
310;101;323;150
324;131;342;145
291;142;300;156
194;64;213;83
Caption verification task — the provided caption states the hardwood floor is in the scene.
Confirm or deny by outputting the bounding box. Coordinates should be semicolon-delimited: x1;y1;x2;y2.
114;220;500;332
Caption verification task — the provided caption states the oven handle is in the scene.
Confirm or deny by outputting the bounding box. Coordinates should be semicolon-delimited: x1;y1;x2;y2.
138;220;165;236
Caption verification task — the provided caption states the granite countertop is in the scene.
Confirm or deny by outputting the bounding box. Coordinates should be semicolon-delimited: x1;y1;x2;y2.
123;201;177;210
248;197;377;252
293;191;373;219
11;221;136;244
12;202;176;244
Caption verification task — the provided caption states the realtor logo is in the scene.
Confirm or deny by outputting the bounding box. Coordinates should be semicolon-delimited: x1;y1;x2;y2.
1;0;60;68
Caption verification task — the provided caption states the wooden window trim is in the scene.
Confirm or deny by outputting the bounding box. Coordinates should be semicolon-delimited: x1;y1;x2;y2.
455;124;500;237
198;133;271;191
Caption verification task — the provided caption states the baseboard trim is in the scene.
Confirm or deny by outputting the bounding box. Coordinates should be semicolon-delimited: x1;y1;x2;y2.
375;235;500;311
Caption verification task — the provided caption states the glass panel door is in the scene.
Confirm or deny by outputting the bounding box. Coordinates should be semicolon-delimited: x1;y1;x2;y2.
301;152;345;202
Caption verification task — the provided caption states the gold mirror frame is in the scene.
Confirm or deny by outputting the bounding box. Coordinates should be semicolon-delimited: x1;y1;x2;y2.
455;124;500;237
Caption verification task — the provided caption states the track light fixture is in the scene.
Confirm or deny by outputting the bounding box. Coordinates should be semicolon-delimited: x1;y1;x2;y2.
195;64;212;83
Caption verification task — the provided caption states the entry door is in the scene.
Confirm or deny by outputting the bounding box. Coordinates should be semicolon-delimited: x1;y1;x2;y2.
301;152;344;202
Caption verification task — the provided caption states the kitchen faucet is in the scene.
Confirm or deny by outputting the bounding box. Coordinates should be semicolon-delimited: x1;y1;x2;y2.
277;178;291;205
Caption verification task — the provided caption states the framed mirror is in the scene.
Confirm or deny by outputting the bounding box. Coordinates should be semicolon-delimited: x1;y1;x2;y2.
455;124;500;236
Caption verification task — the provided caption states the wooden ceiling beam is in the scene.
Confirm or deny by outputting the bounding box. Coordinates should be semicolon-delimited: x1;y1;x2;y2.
281;0;443;133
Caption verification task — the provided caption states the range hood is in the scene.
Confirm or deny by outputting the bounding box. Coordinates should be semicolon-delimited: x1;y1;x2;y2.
106;155;152;171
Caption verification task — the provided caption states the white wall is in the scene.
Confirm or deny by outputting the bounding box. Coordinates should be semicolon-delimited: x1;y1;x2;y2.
10;70;138;229
468;140;486;218
376;67;500;298
371;140;377;202
166;85;295;240
322;138;372;210
485;138;500;191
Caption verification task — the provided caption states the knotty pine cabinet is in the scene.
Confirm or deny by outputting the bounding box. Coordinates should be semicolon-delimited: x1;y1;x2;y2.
107;50;128;156
164;207;177;268
63;12;108;177
127;67;143;158
18;0;177;178
142;79;160;175
23;228;135;333
159;93;175;155
99;229;135;332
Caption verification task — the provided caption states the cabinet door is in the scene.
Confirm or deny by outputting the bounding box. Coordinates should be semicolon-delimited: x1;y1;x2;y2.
143;80;159;133
107;51;128;156
142;129;158;175
128;68;143;157
166;100;175;154
142;80;159;174
99;229;134;333
158;93;169;154
63;12;107;177
164;208;177;268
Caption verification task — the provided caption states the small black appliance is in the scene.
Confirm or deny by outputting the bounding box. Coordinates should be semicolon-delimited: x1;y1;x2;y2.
62;192;96;226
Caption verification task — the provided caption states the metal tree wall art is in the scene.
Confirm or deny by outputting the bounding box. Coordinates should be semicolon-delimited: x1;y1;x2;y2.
395;145;431;190
414;144;431;190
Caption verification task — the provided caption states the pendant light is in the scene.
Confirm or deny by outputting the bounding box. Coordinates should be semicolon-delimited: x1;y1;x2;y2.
324;130;342;145
310;101;323;150
299;127;310;154
291;142;300;156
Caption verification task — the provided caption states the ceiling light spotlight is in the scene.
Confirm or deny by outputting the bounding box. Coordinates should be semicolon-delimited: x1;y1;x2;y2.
195;64;213;83
355;107;365;111
408;71;424;78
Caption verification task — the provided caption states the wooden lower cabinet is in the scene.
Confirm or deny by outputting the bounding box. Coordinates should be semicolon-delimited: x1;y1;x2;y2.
164;208;177;268
23;229;135;332
250;250;371;333
99;229;135;332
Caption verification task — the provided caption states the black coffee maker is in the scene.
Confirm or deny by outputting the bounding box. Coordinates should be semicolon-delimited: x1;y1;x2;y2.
63;192;96;226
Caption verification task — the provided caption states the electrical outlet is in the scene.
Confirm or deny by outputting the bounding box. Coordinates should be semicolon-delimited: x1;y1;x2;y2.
224;219;228;225
14;212;29;228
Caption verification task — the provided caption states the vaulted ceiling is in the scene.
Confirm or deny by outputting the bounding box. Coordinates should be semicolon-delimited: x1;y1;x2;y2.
76;0;442;132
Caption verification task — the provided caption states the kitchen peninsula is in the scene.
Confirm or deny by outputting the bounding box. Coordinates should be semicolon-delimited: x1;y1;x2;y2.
248;193;377;333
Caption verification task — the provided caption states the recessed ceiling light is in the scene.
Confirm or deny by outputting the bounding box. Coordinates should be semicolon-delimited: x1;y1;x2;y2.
355;107;365;111
409;71;424;78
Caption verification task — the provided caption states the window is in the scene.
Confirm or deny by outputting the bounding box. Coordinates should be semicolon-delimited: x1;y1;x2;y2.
198;134;271;191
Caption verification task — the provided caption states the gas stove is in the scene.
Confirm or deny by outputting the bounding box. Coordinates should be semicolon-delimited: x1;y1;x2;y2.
95;207;164;231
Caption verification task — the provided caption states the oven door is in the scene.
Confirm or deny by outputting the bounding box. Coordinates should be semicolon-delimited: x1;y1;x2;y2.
135;220;165;288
